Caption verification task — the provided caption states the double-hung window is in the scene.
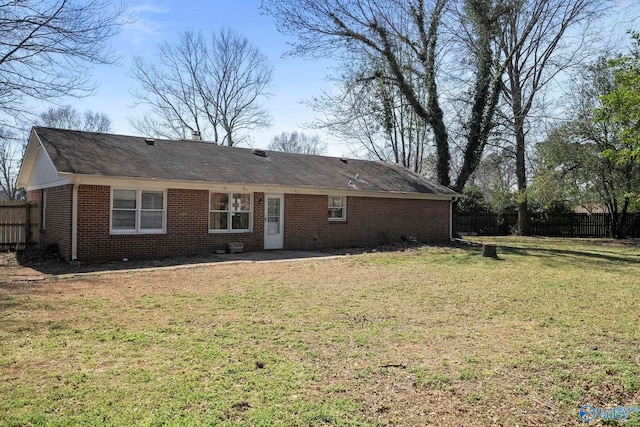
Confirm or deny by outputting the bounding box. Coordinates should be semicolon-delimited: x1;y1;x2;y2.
111;189;166;234
209;192;252;232
328;196;346;221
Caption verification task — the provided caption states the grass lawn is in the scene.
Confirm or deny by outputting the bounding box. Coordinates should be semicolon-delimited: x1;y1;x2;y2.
1;237;640;426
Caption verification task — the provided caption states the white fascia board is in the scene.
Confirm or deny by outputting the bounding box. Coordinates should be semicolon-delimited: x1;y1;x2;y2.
17;128;65;190
24;179;72;191
16;129;40;188
59;173;459;201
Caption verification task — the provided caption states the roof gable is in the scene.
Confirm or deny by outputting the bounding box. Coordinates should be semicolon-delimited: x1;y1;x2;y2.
29;127;458;197
17;129;68;189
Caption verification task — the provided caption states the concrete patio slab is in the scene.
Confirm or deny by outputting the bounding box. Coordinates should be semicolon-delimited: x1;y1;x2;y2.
0;250;343;283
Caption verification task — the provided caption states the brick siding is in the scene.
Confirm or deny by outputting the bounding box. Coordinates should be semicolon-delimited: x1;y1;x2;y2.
28;185;73;260
33;184;451;261
284;194;450;250
73;186;266;261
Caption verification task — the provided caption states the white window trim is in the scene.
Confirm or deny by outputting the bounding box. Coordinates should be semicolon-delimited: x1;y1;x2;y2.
328;195;347;222
209;192;253;233
110;188;167;235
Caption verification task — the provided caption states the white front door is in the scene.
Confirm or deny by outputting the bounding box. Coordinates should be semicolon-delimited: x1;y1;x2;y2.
264;194;284;249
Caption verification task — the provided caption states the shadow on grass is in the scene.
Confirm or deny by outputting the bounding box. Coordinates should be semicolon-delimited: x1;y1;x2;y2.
498;245;640;265
446;237;640;266
6;239;638;279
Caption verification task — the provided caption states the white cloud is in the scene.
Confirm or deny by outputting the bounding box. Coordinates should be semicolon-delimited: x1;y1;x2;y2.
129;3;170;14
120;1;171;48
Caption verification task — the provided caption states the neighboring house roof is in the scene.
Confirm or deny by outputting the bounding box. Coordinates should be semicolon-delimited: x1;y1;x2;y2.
19;127;459;198
574;203;609;214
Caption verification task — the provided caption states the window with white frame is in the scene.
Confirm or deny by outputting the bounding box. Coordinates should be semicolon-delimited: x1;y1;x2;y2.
111;189;166;233
209;192;252;232
328;196;346;221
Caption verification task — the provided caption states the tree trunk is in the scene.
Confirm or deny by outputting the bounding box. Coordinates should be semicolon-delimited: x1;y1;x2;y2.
452;2;502;193
452;45;498;193
425;0;450;188
430;103;450;187
611;211;620;238
425;47;449;187
517;200;528;235
614;197;631;239
514;116;529;235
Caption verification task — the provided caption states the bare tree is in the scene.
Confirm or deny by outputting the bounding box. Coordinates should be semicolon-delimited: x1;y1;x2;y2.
498;0;610;234
130;28;273;146
39;105;112;132
0;129;23;200
263;0;542;192
0;0;125;129
268;131;327;155
0;0;123;199
467;150;518;213
264;0;452;183
312;78;396;161
312;50;430;173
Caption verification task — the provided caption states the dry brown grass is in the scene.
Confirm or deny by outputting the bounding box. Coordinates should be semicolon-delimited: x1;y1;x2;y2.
2;237;640;426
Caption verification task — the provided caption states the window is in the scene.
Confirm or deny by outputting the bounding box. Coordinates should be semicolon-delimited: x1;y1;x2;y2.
328;196;346;221
111;189;166;234
209;192;252;232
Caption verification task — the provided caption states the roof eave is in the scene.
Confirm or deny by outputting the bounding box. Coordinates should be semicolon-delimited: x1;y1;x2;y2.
58;172;459;200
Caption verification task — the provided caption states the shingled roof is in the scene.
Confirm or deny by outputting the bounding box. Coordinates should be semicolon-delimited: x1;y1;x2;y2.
30;127;458;197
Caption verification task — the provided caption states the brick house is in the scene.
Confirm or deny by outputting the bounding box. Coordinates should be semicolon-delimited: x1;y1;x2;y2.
17;127;459;261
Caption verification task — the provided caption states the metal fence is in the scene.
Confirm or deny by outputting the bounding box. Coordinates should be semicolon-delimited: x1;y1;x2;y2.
0;201;39;249
454;212;640;238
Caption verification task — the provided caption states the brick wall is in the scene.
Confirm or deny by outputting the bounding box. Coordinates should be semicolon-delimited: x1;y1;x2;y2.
284;194;450;250
28;185;73;260
38;184;450;262
76;186;265;261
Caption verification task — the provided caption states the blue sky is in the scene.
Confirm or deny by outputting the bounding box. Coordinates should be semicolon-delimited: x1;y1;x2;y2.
66;0;346;155
56;0;640;158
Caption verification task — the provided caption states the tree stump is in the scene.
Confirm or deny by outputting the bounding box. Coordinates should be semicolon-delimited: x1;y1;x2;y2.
482;243;497;258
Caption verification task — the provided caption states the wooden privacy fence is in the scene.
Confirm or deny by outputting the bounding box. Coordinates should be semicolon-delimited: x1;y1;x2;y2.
0;201;39;249
455;213;517;236
454;212;640;238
